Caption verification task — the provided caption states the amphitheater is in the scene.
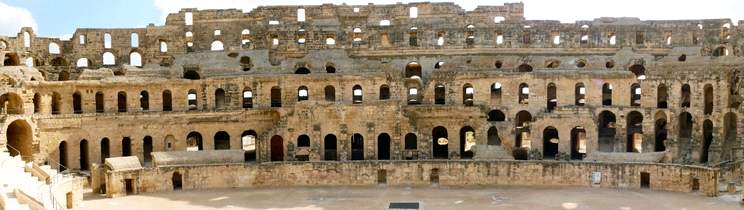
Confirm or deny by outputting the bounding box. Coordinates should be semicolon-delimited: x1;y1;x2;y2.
0;2;743;209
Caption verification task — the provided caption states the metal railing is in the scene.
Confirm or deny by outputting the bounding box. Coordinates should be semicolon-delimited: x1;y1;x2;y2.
4;144;69;210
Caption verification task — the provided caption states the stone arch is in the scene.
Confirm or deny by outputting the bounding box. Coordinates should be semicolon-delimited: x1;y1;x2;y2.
432;126;448;159
404;62;422;78
547;83;556;112
701;119;713;163
323;134;337;160
602;83;613;106
352;85;363;104
515;110;532;147
462;83;474;106
654;111;668;152
72;91;82;114
680;84;691;108
297;86;309;101
657;83;668;108
79;139;89;170
597;110;617;152
117;91;127;112
241;130;257;161
186;131;203;151
377;133;390;160
379;84;390;100
3;53;20;66
517;64;533;72
0;92;24;114
459;126;475;159
351;133;364;160
404;133;417;150
214;131;230;150
487;110;506;121
542;126;559;159
434;84;445;104
162;90;172;111
51;57;68;67
270;135;284;161
271;86;281;107
629;64;645;79
214;88;226;109
324;85;335;101
172;172;183;190
627;111;644;152
722;112;738;161
487;127;501;146
6;120;33;160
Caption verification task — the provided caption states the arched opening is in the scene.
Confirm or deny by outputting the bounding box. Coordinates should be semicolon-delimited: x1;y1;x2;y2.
626;111;644;152
58;141;68;171
240;56;252;71
517;64;533;72
630;83;641;107
139;91;149;111
324;86;335;101
51;57;67;66
598;111;617;152
117;91;127;112
58;71;70;81
379;85;390;100
519;83;529;104
575;83;586;106
3;53;20;66
404;133;417;150
130;52;142;67
186;132;203;151
296;135;310;149
404;62;422;78
491;82;502;105
100;138;110;163
210;41;224;51
462;84;474;106
487;110;506;121
409;27;418;46
701;120;713;163
629;64;646;79
542;127;559;159
131;33;139;48
187;89;198;110
0;93;24;114
94;92;104;113
242;88;253;108
487;127;501;146
162;90;172;111
432;126;448;159
240;130;257;161
183;70;200;80
172;172;183;190
377;133;390;160
139;136;152;166
75;58;89;68
722;113;738;161
704;85;713;115
323;134;337;160
657;84;668;108
325;63;336;73
434;84;445;105
295;67;310;74
102;52;116;66
515;111;532;148
602;83;613;106
79;139;89;170
351;133;364;160
33;93;40;113
214;88;226;109
546;83;556;112
270;135;284;161
297;86;309;101
712;46;728;57
270;86;282;107
459;126;475;159
6;120;33;160
122;137;132;156
352;85;363;104
570;127;586;160
214;131;230;150
103;33;112;49
51;92;61;115
681;84;691;108
678;112;693;139
654;112;668;152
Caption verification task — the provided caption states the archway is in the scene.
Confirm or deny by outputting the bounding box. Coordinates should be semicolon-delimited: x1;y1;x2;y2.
143;136;153;165
324;134;337;160
434;84;445;104
214;131;230;150
172;172;183;190
241;130;257;161
570;127;586;160
515;111;532;148
657;84;668;108
0;93;23;114
487;110;506;121
542;127;559;159
626;111;644;152
351;133;364;160
186;132;203;151
432;126;448;159
602;83;613;106
547;83;556;112
377;133;390;160
404;62;422;78
79;139;89;170
404;133;417;150
6;120;33;160
122;137;132;156
487;127;501;146
459;126;475;159
270;135;283;161
598;111;617;152
100;138;110;163
701;120;713;163
654;112;668;152
58;141;68;171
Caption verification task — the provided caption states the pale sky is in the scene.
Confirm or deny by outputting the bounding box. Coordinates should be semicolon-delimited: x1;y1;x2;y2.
0;0;742;38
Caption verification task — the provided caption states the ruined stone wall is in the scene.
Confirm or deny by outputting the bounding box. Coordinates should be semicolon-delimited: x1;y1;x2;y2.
103;161;719;197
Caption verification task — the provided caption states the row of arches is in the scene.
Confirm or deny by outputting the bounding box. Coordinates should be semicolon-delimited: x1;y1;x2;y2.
54;130;259;171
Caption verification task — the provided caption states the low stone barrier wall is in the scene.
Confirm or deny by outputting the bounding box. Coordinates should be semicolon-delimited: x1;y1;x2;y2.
104;160;719;198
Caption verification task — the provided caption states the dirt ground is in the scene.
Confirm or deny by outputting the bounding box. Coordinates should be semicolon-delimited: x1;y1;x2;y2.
76;186;743;210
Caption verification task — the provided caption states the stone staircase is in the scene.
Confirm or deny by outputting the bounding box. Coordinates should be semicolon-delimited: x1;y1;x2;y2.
0;150;65;210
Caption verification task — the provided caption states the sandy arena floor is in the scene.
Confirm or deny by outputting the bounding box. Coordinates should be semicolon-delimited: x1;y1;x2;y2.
76;186;743;210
